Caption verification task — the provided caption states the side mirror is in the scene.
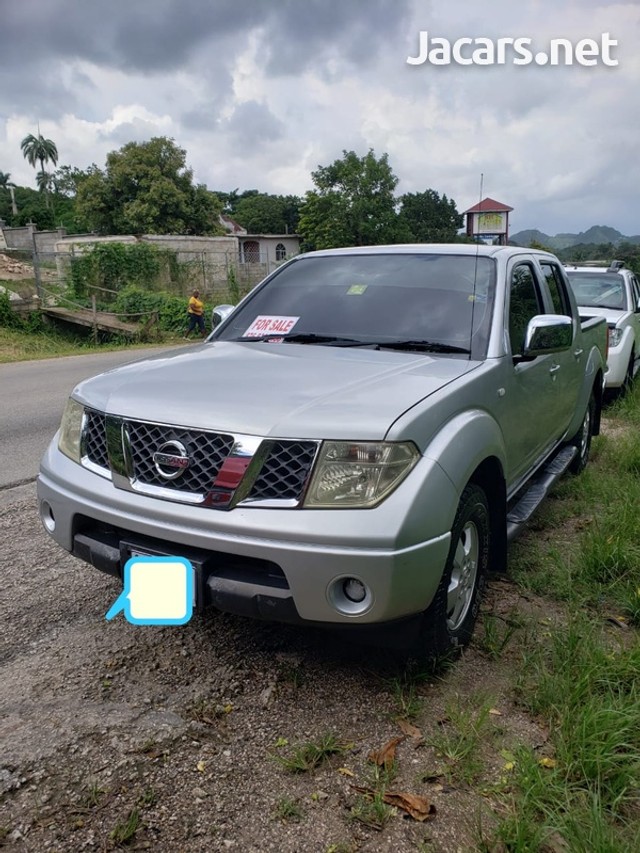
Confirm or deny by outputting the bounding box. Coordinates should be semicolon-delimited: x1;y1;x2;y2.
523;315;573;357
211;304;235;329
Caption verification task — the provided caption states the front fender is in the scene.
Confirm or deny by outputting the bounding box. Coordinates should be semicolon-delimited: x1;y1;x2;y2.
422;409;507;502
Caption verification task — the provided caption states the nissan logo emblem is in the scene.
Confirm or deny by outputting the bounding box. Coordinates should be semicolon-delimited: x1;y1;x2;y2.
153;440;190;480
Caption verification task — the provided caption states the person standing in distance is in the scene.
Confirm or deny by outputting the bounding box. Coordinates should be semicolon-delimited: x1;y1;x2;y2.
184;289;206;339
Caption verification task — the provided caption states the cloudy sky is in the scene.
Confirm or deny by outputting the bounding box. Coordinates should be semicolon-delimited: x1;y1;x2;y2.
1;0;638;236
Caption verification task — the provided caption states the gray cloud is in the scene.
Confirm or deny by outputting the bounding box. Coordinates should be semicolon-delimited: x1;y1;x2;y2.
225;102;285;146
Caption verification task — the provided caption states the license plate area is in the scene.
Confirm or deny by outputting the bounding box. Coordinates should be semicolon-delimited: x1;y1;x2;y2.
121;541;205;607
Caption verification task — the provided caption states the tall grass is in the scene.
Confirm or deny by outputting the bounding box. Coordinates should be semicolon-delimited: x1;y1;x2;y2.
486;387;640;851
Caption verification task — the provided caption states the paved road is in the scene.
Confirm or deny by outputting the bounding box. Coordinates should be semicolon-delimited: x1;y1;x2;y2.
0;346;177;489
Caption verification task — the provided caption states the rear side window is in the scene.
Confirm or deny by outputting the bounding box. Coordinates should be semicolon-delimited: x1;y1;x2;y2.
509;264;542;356
539;262;571;316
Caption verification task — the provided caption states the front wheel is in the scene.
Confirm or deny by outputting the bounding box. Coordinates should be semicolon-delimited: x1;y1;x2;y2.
621;350;635;397
414;484;490;661
568;392;595;475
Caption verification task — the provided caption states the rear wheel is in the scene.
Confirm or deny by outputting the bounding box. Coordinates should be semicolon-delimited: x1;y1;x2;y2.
414;484;490;661
568;392;595;474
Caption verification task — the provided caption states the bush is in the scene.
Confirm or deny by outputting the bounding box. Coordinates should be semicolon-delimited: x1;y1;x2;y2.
114;286;190;333
69;242;180;299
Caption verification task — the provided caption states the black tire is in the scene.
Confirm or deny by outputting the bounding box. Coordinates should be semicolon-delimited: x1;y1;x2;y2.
414;484;490;661
568;392;595;475
621;350;635;397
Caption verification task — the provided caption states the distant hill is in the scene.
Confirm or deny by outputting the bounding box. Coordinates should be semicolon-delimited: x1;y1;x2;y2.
510;226;640;250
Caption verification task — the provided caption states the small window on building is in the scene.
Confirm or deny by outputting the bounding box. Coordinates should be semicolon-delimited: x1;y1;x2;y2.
275;243;287;262
242;240;261;263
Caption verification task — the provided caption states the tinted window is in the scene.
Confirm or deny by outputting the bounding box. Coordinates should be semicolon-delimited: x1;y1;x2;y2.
215;254;497;358
509;264;541;355
540;262;571;316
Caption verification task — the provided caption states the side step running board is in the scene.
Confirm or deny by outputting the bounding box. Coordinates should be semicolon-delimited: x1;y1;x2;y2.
506;446;577;542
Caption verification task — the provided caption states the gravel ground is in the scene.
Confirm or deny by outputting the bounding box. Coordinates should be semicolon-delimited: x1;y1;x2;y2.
0;484;550;853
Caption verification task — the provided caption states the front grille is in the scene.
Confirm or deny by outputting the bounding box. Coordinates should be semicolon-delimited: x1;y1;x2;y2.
248;441;317;501
84;410;109;470
126;421;235;494
80;410;317;505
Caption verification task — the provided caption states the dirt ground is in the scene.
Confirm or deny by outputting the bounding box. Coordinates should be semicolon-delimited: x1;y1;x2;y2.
1;484;556;853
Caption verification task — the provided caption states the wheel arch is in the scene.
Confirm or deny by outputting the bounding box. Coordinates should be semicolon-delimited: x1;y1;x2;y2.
468;456;507;574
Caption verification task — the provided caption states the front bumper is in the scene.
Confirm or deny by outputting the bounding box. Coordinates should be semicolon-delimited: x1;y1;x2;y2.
37;442;456;627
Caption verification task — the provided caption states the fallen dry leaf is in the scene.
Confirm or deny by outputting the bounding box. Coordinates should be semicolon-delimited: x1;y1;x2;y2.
382;791;437;822
338;767;355;777
351;786;436;822
397;719;422;739
196;760;206;772
538;757;557;769
368;736;405;768
489;708;502;716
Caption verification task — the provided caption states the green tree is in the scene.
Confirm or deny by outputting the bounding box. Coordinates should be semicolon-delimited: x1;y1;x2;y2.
0;171;18;216
298;149;400;250
75;137;224;236
20;131;59;207
233;194;292;233
397;190;463;243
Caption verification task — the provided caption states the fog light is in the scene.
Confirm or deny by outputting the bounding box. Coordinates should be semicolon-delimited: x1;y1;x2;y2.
327;575;373;616
40;501;55;533
343;577;366;603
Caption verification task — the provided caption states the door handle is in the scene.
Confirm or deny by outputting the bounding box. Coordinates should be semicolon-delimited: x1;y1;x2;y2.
573;348;584;359
549;364;561;375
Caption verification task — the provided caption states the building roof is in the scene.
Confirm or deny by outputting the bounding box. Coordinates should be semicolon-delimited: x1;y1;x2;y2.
219;214;247;234
464;197;513;214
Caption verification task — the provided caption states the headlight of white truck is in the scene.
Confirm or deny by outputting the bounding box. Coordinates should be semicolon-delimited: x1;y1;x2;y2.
304;441;420;508
58;398;85;463
608;327;623;348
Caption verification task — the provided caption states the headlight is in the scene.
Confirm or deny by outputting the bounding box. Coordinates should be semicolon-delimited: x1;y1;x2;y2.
608;327;623;348
304;441;420;508
58;398;85;463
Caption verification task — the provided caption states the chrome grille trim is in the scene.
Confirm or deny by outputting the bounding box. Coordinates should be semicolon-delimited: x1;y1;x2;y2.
80;411;320;509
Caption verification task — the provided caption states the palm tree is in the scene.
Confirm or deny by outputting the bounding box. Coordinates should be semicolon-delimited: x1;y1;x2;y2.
36;169;54;195
21;130;58;207
0;171;18;216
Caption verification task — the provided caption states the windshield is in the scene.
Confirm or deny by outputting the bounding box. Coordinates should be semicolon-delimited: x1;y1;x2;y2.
566;272;628;311
214;253;496;358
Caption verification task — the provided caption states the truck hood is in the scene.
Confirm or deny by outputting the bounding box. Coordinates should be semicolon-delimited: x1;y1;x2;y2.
73;341;480;440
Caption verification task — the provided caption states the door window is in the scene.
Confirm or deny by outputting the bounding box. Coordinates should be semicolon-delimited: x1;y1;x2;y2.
508;264;542;356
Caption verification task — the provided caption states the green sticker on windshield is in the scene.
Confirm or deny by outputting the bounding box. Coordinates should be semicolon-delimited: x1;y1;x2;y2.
347;284;368;295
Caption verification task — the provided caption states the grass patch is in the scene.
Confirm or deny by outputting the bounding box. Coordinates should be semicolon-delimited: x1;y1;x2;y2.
273;797;304;823
426;695;493;785
109;808;141;845
0;325;182;364
275;733;350;773
484;392;640;852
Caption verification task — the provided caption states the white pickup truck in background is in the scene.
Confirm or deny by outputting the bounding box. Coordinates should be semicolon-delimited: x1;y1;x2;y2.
565;261;640;393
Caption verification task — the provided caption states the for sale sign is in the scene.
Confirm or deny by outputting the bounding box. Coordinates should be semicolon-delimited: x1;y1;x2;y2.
243;315;300;337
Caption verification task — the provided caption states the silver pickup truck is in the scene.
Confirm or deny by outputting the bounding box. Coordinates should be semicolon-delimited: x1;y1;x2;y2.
38;244;607;658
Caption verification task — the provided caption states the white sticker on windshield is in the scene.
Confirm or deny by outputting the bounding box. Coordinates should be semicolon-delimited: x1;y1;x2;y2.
243;315;300;337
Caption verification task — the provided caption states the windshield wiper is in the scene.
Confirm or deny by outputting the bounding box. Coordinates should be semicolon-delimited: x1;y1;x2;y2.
232;333;369;346
374;340;471;354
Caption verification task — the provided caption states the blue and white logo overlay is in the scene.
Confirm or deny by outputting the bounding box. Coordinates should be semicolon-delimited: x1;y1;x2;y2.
106;556;194;626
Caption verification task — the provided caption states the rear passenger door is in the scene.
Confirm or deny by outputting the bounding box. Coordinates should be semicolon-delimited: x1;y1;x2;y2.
500;261;561;483
538;259;583;428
